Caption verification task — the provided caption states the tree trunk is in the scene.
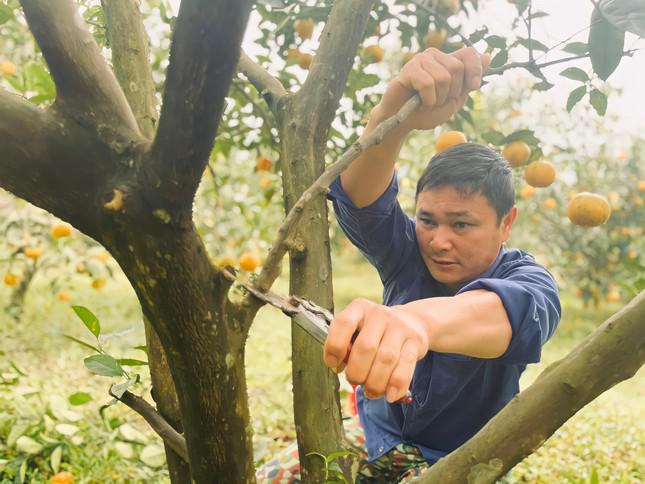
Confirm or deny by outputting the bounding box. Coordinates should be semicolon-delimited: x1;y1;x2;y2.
413;291;645;484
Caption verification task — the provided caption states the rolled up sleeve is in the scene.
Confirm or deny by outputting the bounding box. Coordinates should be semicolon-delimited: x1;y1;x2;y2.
458;265;561;365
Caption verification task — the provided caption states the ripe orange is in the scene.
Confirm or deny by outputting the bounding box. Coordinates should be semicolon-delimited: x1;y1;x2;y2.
0;60;17;77
435;130;467;153
24;247;43;260
362;45;384;63
502;141;531;167
520;185;535;199
543;197;557;209
606;289;620;302
567;192;611;227
638;180;645;191
439;0;461;14
239;253;261;272
425;30;448;49
57;291;72;302
286;48;300;60
298;53;313;70
91;278;107;289
294;18;315;40
256;157;273;171
50;471;74;484
524;161;556;187
620;227;631;237
627;249;637;260
4;273;20;287
51;223;72;238
259;177;271;188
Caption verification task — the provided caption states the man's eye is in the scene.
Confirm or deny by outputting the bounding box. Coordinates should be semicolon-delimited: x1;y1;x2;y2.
454;222;470;229
419;218;436;226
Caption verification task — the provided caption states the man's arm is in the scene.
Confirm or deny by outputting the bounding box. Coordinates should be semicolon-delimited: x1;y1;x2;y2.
341;47;490;208
323;291;511;403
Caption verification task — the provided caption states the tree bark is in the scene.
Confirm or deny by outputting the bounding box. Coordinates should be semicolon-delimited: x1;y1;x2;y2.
413;291;645;484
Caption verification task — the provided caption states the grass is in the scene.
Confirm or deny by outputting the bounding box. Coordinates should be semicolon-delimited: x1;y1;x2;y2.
0;247;643;483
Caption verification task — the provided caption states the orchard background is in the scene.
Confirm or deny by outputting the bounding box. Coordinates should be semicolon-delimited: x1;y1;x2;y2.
0;0;643;482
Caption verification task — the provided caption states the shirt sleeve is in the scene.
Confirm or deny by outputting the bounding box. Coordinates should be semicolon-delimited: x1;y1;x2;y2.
327;175;417;284
457;259;561;365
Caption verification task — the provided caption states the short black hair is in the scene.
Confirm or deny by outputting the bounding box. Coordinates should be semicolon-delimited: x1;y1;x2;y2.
415;143;515;223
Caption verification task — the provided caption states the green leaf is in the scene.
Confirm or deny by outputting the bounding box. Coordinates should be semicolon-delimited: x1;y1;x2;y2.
484;35;506;49
84;354;125;377
0;4;14;25
588;7;625;81
504;129;540;146
489;49;508;69
533;81;554;91
566;85;587;112
110;377;139;399
68;392;93;406
133;345;148;356
560;67;589;82
516;37;549;52
590;468;599;484
72;305;100;339
562;41;588;55
326;450;356;462
117;358;148;366
64;335;101;354
481;129;506;145
528;11;549;20
589;89;608;116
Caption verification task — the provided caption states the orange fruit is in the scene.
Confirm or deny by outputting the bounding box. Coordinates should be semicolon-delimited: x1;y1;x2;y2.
4;273;20;287
638;180;645;191
502;141;531;167
51;223;72;238
543;197;557;209
620;227;630;237
50;471;74;484
255;157;273;171
627;249;637;260
93;250;110;262
298;53;313;70
0;60;17;77
24;247;43;260
524;161;556;187
435;130;467;153
362;45;384;63
57;291;72;301
606;289;620;302
425;30;448;49
520;185;535;199
286;48;300;60
259;177;271;187
91;278;107;289
439;0;461;14
567;192;611;227
239;253;261;272
294;18;315;40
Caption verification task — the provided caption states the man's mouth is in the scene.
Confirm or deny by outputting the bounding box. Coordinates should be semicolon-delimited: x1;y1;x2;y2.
430;258;457;266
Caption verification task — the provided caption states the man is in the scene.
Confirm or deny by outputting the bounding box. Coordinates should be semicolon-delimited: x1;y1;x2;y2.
257;46;561;482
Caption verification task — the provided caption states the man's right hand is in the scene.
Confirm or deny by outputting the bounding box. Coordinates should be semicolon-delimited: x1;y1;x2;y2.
370;47;491;132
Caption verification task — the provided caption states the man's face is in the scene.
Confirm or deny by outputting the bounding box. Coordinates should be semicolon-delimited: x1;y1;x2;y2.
415;186;516;291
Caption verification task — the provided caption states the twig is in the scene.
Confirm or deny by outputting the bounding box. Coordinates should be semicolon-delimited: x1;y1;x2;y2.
112;389;189;462
238;50;288;114
254;95;421;293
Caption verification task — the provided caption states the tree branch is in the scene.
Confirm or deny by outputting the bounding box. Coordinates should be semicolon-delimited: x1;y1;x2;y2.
101;0;158;139
19;0;141;141
255;95;421;292
148;0;254;206
238;50;288;115
298;0;376;130
0;88;114;237
112;389;189;463
413;291;645;483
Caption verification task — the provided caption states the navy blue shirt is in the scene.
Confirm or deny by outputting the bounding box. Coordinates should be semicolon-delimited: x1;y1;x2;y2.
328;175;561;464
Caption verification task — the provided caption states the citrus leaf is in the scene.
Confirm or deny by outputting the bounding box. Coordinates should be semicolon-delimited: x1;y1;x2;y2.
588;7;625;81
72;305;100;339
482;129;506;145
589;89;608;115
566;85;587;112
489;49;508;69
562;41;588;55
504;129;540;145
84;354;125;377
117;358;148;366
110;377;139;399
68;392;93;406
0;4;14;25
533;81;554;91
560;66;589;82
484;35;506;49
516;37;549;52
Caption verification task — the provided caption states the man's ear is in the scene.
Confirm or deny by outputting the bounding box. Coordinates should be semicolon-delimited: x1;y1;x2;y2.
501;207;517;242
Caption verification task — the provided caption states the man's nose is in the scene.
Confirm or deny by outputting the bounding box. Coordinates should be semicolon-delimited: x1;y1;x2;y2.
429;225;452;252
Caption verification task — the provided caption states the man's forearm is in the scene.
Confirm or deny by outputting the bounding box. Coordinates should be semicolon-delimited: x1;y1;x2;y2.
397;289;513;358
340;108;411;208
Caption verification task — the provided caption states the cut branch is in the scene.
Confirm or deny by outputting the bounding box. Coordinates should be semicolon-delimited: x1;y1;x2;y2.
20;0;140;140
148;0;254;206
255;95;421;292
238;50;288;114
413;291;645;483
102;0;158;139
112;389;189;462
